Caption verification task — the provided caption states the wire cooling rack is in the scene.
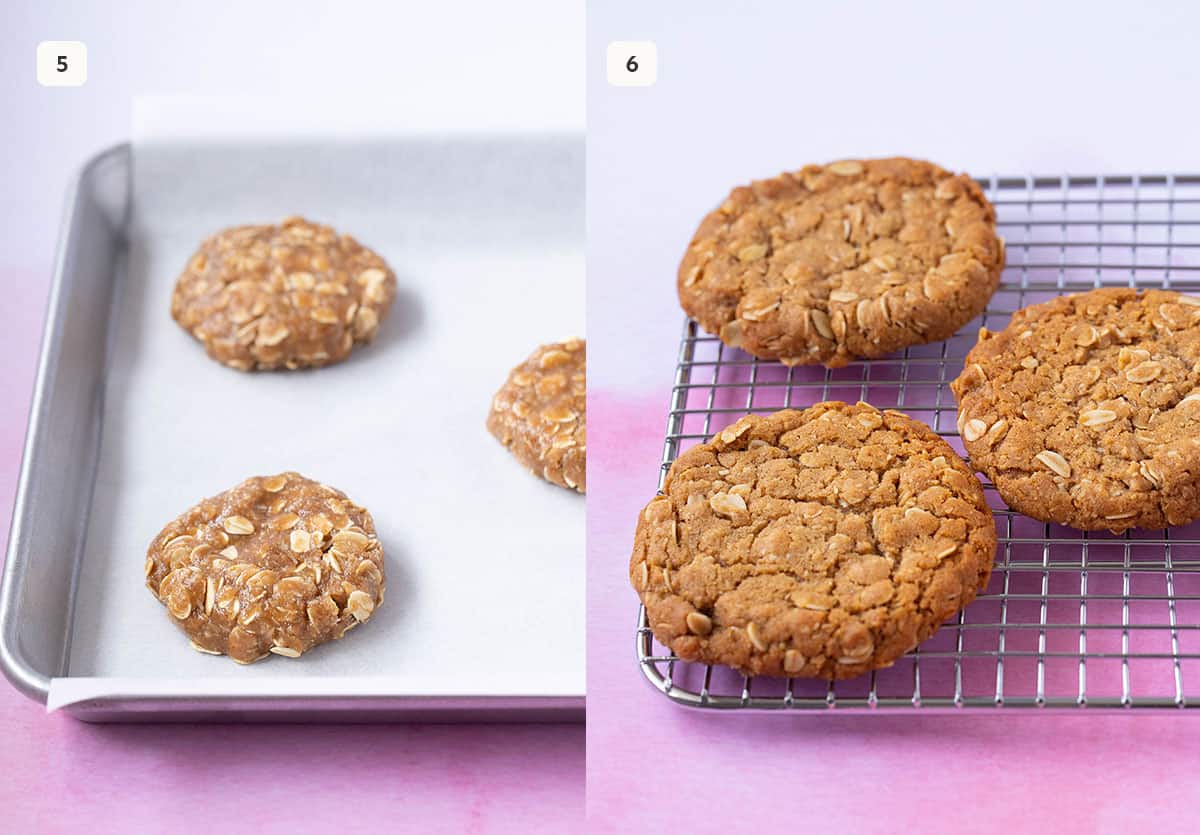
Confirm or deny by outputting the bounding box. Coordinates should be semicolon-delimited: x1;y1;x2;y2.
637;172;1200;711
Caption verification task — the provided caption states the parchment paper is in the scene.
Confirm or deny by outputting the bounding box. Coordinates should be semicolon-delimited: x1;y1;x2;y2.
53;133;584;706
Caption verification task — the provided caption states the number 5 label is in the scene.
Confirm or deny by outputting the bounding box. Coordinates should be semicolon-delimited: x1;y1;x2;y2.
607;41;657;87
37;41;87;87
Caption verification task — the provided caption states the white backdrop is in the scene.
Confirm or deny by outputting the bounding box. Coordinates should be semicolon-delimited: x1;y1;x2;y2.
1;0;585;276
586;0;1200;390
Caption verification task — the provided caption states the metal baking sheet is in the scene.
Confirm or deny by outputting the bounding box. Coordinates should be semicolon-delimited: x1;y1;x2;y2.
1;136;585;721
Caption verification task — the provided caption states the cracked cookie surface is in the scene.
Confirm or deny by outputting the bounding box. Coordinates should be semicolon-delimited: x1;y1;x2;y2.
171;216;396;371
952;288;1200;531
630;403;995;679
678;158;1004;368
487;339;586;492
145;472;386;663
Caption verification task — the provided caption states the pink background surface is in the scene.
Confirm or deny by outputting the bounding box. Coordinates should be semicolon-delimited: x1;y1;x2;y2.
585;5;1200;831
0;268;583;834
9;2;1200;831
587;392;1200;834
3;4;586;832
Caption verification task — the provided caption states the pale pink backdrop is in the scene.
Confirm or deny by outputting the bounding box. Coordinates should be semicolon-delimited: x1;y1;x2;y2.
587;390;1200;834
585;5;1200;830
2;3;587;830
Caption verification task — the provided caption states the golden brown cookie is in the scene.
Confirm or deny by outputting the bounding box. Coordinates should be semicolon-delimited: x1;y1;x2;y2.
145;472;385;663
678;158;1005;367
171;216;397;371
630;403;995;679
952;288;1200;531
487;339;586;492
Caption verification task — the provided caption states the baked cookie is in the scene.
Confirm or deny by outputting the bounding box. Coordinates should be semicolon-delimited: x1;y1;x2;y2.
678;158;1004;367
487;339;586;492
145;472;385;663
952;288;1200;531
630;403;995;679
172;216;396;371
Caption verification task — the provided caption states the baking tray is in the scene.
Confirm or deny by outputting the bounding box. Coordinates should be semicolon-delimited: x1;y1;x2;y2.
637;172;1200;711
2;137;585;721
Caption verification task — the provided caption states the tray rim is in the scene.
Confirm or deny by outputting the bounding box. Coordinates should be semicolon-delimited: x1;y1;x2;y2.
0;141;586;720
0;142;128;704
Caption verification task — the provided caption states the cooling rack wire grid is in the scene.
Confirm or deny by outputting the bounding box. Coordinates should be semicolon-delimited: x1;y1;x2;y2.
637;173;1200;710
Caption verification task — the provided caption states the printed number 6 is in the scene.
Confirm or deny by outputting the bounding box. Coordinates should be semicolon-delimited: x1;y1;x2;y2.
56;55;68;72
626;55;638;73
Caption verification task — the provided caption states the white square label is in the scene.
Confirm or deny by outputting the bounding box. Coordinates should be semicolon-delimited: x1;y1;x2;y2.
37;41;87;87
607;41;657;87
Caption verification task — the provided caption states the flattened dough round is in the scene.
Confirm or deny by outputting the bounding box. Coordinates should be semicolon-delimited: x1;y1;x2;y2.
145;472;385;663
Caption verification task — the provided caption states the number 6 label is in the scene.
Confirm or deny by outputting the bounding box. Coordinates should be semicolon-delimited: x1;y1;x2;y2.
607;41;657;87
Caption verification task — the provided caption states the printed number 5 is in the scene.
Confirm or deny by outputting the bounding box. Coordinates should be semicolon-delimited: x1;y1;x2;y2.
626;55;638;73
37;41;87;86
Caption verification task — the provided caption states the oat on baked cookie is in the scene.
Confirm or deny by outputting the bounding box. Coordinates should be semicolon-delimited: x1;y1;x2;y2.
171;216;397;371
630;403;996;679
952;288;1200;532
678;158;1005;368
145;472;385;663
487;339;586;492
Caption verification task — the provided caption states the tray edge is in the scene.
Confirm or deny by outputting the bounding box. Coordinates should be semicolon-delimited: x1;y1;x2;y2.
0;142;131;705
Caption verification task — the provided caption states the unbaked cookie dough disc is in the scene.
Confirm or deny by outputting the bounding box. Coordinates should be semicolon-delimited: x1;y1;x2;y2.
487;338;586;492
145;472;386;663
678;158;1005;367
952;287;1200;532
630;403;996;679
171;216;397;371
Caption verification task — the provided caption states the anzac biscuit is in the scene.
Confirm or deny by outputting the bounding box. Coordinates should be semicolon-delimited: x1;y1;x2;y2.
171;216;396;370
630;403;995;679
145;472;385;663
678;158;1004;367
952;287;1200;531
487;339;586;492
